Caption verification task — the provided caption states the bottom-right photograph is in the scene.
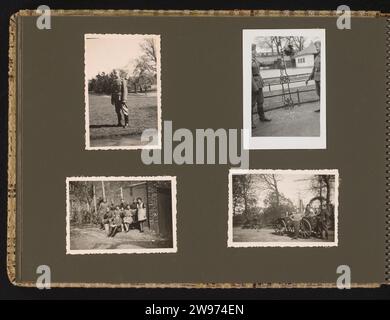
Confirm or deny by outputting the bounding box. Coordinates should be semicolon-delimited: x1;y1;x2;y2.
228;169;339;247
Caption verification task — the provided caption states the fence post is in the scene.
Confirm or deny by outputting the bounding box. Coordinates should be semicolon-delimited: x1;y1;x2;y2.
297;89;301;106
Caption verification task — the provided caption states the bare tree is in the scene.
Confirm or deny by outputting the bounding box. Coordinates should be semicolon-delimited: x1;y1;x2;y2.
69;181;94;224
140;38;157;64
257;37;276;54
258;174;281;207
310;175;334;209
232;175;256;215
290;36;306;51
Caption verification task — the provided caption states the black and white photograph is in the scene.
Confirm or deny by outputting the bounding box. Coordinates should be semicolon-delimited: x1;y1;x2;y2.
243;29;326;149
85;34;161;150
228;169;338;247
66;176;176;254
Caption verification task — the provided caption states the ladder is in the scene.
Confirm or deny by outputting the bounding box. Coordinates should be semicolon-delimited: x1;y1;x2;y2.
275;37;294;109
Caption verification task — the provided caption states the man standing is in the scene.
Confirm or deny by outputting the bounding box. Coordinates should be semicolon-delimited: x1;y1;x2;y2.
317;206;330;240
119;198;127;210
97;198;109;230
306;40;321;112
130;198;138;229
111;70;129;127
252;43;271;129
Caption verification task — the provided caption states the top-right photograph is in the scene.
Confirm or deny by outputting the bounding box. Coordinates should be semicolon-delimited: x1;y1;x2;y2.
243;29;326;150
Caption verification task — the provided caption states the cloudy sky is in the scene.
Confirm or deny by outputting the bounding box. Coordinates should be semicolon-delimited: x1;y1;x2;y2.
254;36;320;53
252;174;316;207
85;35;145;80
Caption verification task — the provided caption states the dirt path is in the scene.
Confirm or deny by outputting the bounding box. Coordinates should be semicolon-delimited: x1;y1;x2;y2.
70;226;172;250
252;101;320;137
233;227;333;243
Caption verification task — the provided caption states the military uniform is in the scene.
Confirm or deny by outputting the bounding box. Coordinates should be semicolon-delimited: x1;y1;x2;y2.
111;77;129;127
317;208;329;240
252;57;269;127
119;200;127;210
290;212;303;239
130;201;138;225
98;201;109;229
309;53;321;97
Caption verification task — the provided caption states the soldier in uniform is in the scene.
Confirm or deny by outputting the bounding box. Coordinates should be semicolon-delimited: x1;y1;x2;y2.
119;198;127;210
252;43;271;129
317;205;330;240
111;70;129;127
306;40;321;112
289;211;303;240
130;198;138;229
97;198;109;230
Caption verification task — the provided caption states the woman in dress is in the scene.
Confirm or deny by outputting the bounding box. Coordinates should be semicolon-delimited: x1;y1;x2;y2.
136;197;147;233
122;204;133;232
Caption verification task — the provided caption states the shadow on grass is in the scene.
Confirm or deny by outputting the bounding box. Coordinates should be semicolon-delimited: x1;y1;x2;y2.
90;124;119;128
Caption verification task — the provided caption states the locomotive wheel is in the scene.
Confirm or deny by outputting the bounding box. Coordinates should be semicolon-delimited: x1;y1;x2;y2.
300;218;312;238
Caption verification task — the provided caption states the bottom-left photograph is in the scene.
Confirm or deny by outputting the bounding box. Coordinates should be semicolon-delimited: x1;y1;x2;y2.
66;176;177;254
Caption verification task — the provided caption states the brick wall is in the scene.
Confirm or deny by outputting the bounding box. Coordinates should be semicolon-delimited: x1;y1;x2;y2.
147;182;159;234
146;181;172;235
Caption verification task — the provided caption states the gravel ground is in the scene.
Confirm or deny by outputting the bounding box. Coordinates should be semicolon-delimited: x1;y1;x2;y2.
252;101;320;137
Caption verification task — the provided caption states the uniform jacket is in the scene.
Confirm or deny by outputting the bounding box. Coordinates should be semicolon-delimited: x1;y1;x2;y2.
111;78;128;104
290;213;303;222
102;211;113;224
252;57;264;92
98;202;109;216
309;53;321;82
113;210;123;225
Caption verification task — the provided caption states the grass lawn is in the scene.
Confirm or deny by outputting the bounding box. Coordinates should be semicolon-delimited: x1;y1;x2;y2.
88;92;158;147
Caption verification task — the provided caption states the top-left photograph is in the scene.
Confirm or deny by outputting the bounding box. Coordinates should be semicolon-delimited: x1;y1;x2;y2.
84;34;161;150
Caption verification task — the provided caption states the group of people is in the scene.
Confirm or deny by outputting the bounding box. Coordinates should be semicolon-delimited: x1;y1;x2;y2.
97;197;147;238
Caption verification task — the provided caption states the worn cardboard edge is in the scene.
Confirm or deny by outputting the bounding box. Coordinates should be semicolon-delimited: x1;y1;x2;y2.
385;17;390;284
9;281;383;289
7;12;17;286
6;9;388;289
11;9;383;17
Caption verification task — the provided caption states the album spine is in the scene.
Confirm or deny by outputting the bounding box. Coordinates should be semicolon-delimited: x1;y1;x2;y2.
386;18;390;282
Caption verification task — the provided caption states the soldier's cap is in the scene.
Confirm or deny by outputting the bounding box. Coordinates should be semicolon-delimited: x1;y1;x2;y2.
313;37;321;45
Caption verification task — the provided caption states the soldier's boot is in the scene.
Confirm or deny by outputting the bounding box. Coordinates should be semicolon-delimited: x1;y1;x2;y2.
124;115;129;128
258;104;271;122
117;113;122;127
251;106;256;128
